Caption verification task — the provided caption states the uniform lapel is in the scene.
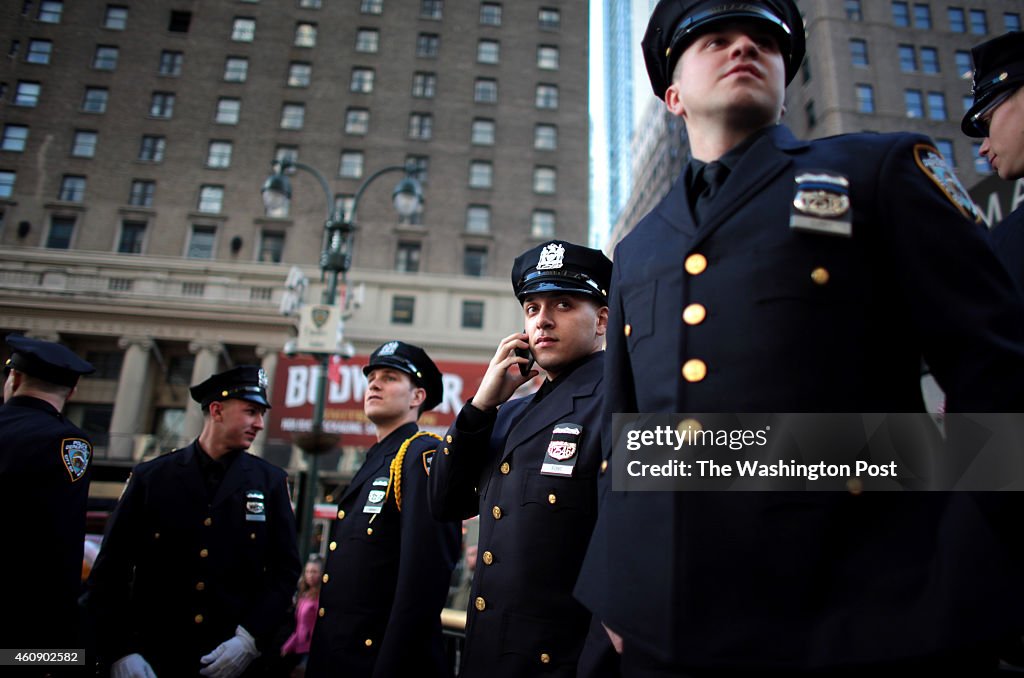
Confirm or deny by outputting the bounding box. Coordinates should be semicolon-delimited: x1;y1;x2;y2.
211;450;253;508
176;442;210;506
338;423;415;504
656;171;699;237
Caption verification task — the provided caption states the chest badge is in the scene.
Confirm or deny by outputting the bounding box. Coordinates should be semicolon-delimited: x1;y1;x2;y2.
363;477;390;514
790;171;853;237
541;423;583;477
245;490;266;522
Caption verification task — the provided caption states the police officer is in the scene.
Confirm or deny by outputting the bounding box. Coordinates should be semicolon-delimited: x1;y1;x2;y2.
575;1;1024;675
963;31;1024;292
87;366;300;678
0;335;94;656
306;341;460;678
429;241;611;677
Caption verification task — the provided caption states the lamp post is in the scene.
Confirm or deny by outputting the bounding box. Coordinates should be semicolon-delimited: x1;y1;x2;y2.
262;159;424;557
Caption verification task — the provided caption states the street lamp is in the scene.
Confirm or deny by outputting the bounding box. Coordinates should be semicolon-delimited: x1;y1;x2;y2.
261;159;424;557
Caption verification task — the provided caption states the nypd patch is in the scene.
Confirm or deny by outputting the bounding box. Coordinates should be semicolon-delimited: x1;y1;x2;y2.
914;144;982;223
61;438;91;482
422;449;435;476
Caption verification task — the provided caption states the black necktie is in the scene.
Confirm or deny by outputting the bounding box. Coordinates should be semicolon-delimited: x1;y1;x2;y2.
693;161;729;225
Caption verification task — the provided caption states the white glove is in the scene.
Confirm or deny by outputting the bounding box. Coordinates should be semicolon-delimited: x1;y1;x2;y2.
111;653;157;678
199;625;261;678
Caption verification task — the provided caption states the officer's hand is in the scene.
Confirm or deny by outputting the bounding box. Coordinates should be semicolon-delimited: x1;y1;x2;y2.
199;625;261;678
473;332;538;410
111;653;157;678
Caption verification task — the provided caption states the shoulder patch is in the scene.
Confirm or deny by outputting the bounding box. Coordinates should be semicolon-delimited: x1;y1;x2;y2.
913;143;982;223
61;437;91;482
422;449;435;476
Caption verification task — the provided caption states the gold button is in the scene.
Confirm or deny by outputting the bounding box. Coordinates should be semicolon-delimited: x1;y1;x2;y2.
194;614;204;624
682;359;707;383
337;509;346;520
318;607;325;617
540;653;551;664
500;462;510;475
624;324;632;337
684;253;708;275
250;532;257;540
811;267;830;285
446;435;453;444
682;303;706;325
443;447;450;455
474;596;487;611
329;541;337;551
492;506;502;520
364;638;373;647
199;548;209;558
153;532;160;539
847;478;863;495
600;459;608;473
325;494;334;503
547;493;557;505
203;517;212;527
195;581;205;591
677;418;702;435
482;550;494;565
367;527;374;535
322;573;329;584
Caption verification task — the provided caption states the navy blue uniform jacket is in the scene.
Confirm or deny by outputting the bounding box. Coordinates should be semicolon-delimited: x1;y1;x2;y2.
430;353;604;677
0;396;92;650
576;126;1024;670
88;441;300;675
991;203;1024;295
306;422;460;678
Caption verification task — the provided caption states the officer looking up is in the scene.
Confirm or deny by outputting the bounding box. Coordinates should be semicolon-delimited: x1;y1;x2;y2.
429;241;611;677
575;1;1024;676
88;366;301;678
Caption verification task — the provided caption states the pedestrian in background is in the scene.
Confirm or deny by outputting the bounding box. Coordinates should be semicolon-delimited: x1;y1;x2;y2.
279;556;323;677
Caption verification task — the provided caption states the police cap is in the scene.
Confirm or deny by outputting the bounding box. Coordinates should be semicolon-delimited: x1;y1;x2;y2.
511;241;612;304
363;341;444;412
190;365;272;409
3;335;94;388
962;31;1024;137
642;0;805;101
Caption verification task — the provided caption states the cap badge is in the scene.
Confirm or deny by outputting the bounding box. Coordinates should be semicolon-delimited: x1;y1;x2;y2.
379;341;399;357
258;368;268;389
536;243;566;271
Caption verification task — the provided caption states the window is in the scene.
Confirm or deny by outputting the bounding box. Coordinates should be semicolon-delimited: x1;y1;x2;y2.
412;72;436;98
913;3;931;28
531;210;555;239
536;84;558;109
300;0;322;7
224;57;248;82
139;135;165;161
478;40;499;64
168;10;192;32
0;171;15;199
845;0;862;20
421;0;443;19
276;146;299;166
187;226;216;259
948;7;965;32
27;40;52;64
93;46;119;70
232;17;256;41
72;130;98;157
969;9;987;34
462;301;484;329
469;161;492;188
345;108;369;135
288;62;311;87
892;2;909;27
533;124;557;150
149;92;175;118
392;296;415;324
129;180;155;207
537;45;559;70
856;84;875;113
408;113;433;140
850;39;868;66
339;151;364;179
356;28;379;52
962;94;973;112
905;89;924;118
927;91;946;120
38;0;63;22
533;167;556;194
295;22;317;47
2;125;29;152
216;98;241;124
258;231;285;263
417;33;440;57
47;217;75;249
59;175;86;201
1007;13;1022;32
85;352;124;380
474;78;497;103
159;50;183;76
973;143;991;173
406;155;429;183
14;81;41;106
82;87;108;113
898;44;916;72
920;47;939;74
395;241;421;272
198;186;224;213
280;103;305;129
104;5;128;30
538;7;560;29
207;141;232;168
466;205;490;233
805;100;816;129
481;3;501;25
118;221;146;253
955;50;972;79
464;246;488;277
935;139;956;167
351;68;375;93
361;0;383;14
334;193;353;221
472;119;495;145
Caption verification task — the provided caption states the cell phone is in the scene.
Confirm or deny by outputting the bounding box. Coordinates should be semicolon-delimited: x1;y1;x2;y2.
514;331;534;377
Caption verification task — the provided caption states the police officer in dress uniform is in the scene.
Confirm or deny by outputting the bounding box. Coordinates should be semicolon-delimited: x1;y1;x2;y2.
428;242;612;677
964;31;1024;293
0;336;94;661
87;366;300;678
306;341;460;678
574;2;1024;676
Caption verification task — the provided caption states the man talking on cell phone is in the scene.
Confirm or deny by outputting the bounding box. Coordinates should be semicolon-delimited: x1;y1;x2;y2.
428;241;612;677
